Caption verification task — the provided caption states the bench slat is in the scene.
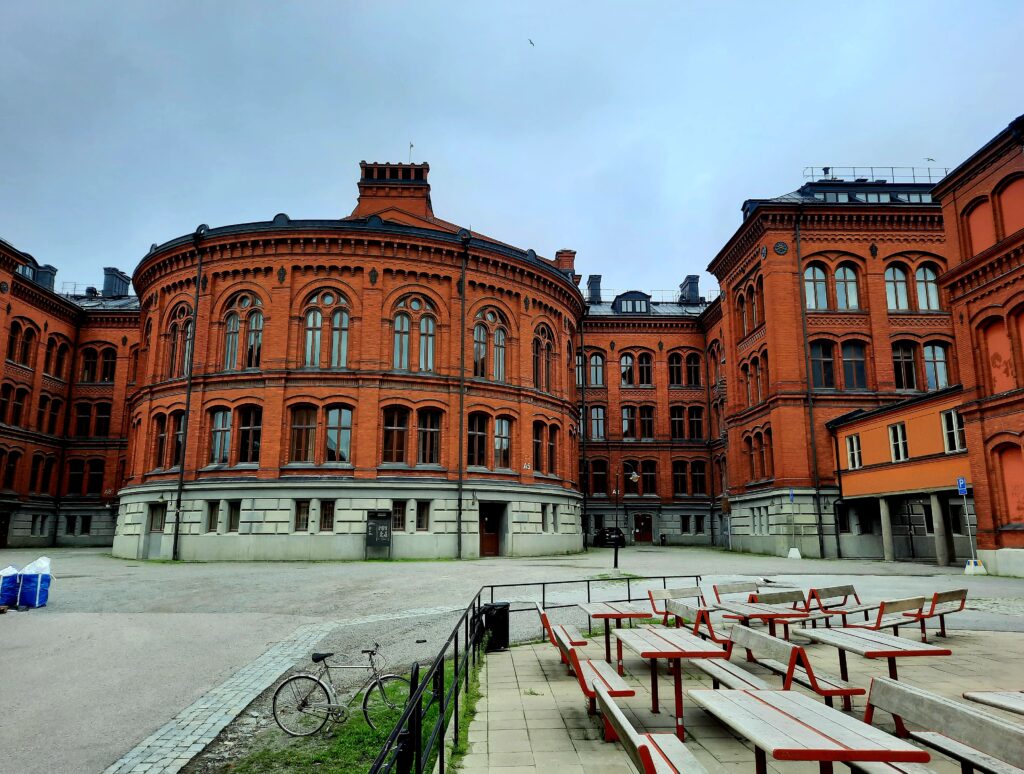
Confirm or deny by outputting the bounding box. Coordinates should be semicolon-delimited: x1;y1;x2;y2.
580;658;634;697
848;762;937;774
645;732;710;774
910;731;1024;774
693;659;770;690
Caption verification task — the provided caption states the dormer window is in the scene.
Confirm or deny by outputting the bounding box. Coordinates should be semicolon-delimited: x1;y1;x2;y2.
614;293;651;314
621;299;648;313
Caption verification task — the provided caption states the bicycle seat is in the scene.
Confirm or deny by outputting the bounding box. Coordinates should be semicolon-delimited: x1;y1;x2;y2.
361;649;375;654
311;652;334;663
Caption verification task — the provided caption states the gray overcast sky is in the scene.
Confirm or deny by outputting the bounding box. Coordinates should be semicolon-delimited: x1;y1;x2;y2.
2;2;1022;299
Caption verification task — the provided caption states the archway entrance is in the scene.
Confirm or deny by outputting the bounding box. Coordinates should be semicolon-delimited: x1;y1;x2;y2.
633;513;653;543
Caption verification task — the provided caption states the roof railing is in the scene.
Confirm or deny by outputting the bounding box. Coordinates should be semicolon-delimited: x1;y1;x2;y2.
802;166;950;184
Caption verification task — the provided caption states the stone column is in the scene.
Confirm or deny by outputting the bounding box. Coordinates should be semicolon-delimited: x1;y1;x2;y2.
879;497;894;562
930;492;950;567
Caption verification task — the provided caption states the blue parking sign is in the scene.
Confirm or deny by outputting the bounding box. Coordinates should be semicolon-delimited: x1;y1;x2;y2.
957;477;968;496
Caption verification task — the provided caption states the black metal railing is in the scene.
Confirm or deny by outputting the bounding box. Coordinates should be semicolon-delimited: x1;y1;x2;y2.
368;573;701;773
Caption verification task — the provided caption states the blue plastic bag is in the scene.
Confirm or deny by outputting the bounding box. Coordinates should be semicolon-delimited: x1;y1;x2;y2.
16;573;51;608
0;566;18;606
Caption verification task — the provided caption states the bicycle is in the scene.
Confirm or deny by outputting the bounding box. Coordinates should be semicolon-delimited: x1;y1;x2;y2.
273;642;411;736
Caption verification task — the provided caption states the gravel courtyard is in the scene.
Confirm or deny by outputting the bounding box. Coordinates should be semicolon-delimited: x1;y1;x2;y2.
2;545;1022;774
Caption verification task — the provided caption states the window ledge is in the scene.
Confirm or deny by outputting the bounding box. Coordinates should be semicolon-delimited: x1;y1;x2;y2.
466;465;490;473
232;463;259;470
320;462;354;469
413;464;445;471
283;463;317;469
378;463;411;470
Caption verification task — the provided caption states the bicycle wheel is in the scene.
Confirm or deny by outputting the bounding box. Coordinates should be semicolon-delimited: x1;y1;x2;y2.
362;674;410;732
273;674;333;736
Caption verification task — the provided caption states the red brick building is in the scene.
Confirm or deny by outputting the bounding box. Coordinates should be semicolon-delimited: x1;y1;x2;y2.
0;242;138;548
933;115;1024;575
112;163;584;560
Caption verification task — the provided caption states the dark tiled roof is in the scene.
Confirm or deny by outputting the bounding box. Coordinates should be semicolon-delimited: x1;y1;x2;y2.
587;301;706;317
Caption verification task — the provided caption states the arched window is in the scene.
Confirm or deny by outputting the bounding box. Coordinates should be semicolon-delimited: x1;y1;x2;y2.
686;353;701;386
756;433;767;480
167;305;193;378
621;405;637;439
804;264;828;310
494;416;512;469
417;408;442;464
668;353;683;386
637;353;653;386
885;265;910;311
473;324;488;377
533;325;554;391
382;406;410;464
892;342;918;390
55;343;69;379
325;405;353;462
547;425;558;476
533;421;545;472
152;414;167;469
842;341;867;389
737;296;747;335
752;360;762;402
916;264;941;311
620;353;635;386
493;329;506;382
170;411;186;467
575;352;585;386
747;286;757;329
418;316;435;372
44;338;56;375
19;328;36;367
590;459;608;496
209;408;231;464
65;457;84;495
923;343;949;390
6;322;22;362
641;459;657;496
745;437;755;480
94;402;111;436
393;313;410;370
238;405;262;464
304;309;323;367
246;311;264;368
99;347;116;382
289;405;317;463
35;395;50;432
74;402;92;437
29;454;43;493
47;399;61;435
670;405;686;440
589;353;604;386
223;313;240;370
85;458;104;495
3;451;21;490
741;363;751;405
835;264;859;310
467;412;488;467
810;340;835;388
672;460;688;496
80;348;98;382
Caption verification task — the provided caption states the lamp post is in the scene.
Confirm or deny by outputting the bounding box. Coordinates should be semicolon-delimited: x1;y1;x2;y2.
613;463;640;569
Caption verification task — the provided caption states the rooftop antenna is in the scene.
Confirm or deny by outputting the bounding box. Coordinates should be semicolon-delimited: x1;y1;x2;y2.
409;142;414;163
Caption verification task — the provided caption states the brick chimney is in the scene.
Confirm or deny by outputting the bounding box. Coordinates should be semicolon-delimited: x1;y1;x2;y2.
554;249;576;272
351;162;433;219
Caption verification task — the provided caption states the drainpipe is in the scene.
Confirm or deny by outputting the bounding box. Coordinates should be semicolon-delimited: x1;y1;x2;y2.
829;427;844;558
794;207;827;559
170;225;207;561
578;305;589;550
703;351;716;547
455;230;470;560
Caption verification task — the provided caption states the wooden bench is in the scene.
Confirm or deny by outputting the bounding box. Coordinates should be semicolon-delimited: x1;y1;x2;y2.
666;599;728;644
800;584;879;628
859;677;1024;774
536;602;587;664
594;681;708;774
553;625;634;714
711;580;760;603
903;589;967;643
846;597;925;637
749;588;808;639
648;586;705;626
730;623;865;710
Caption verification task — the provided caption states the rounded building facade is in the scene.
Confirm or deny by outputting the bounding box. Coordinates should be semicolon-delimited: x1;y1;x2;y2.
113;163;585;560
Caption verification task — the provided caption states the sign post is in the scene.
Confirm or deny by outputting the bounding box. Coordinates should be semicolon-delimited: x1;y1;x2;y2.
957;477;986;575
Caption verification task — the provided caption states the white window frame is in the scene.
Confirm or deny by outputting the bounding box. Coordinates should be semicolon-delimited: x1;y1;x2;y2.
941;409;966;453
888;422;909;462
845;434;862;470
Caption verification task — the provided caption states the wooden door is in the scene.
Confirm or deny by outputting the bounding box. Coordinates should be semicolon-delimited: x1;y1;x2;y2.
633;514;653;543
479;513;500;557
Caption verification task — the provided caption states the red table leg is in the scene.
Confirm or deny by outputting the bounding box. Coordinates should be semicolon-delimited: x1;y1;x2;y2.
673;658;685;741
819;763;834;774
603;619;611;663
768;619;777;637
838;649;849;681
615;618;624;675
755;747;767;774
887;656;910;736
650;658;659;713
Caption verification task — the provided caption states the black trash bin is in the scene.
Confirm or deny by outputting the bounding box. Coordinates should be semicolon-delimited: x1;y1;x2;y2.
479;602;510;652
660;534;667;546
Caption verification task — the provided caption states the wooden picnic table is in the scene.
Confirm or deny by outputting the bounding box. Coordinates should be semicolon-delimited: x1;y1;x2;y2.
797;626;951;682
577;601;651;665
689;688;931;774
613;625;728;740
962;690;1024;716
714;600;809;637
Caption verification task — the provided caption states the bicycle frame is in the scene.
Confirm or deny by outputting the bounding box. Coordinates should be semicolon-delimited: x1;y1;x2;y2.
313;654;390;712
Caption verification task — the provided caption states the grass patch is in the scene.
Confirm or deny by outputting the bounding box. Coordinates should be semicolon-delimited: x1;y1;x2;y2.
226;654;485;774
591;571;642;580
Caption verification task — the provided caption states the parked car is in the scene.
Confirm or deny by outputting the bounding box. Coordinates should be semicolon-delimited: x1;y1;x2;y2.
592;527;626;547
